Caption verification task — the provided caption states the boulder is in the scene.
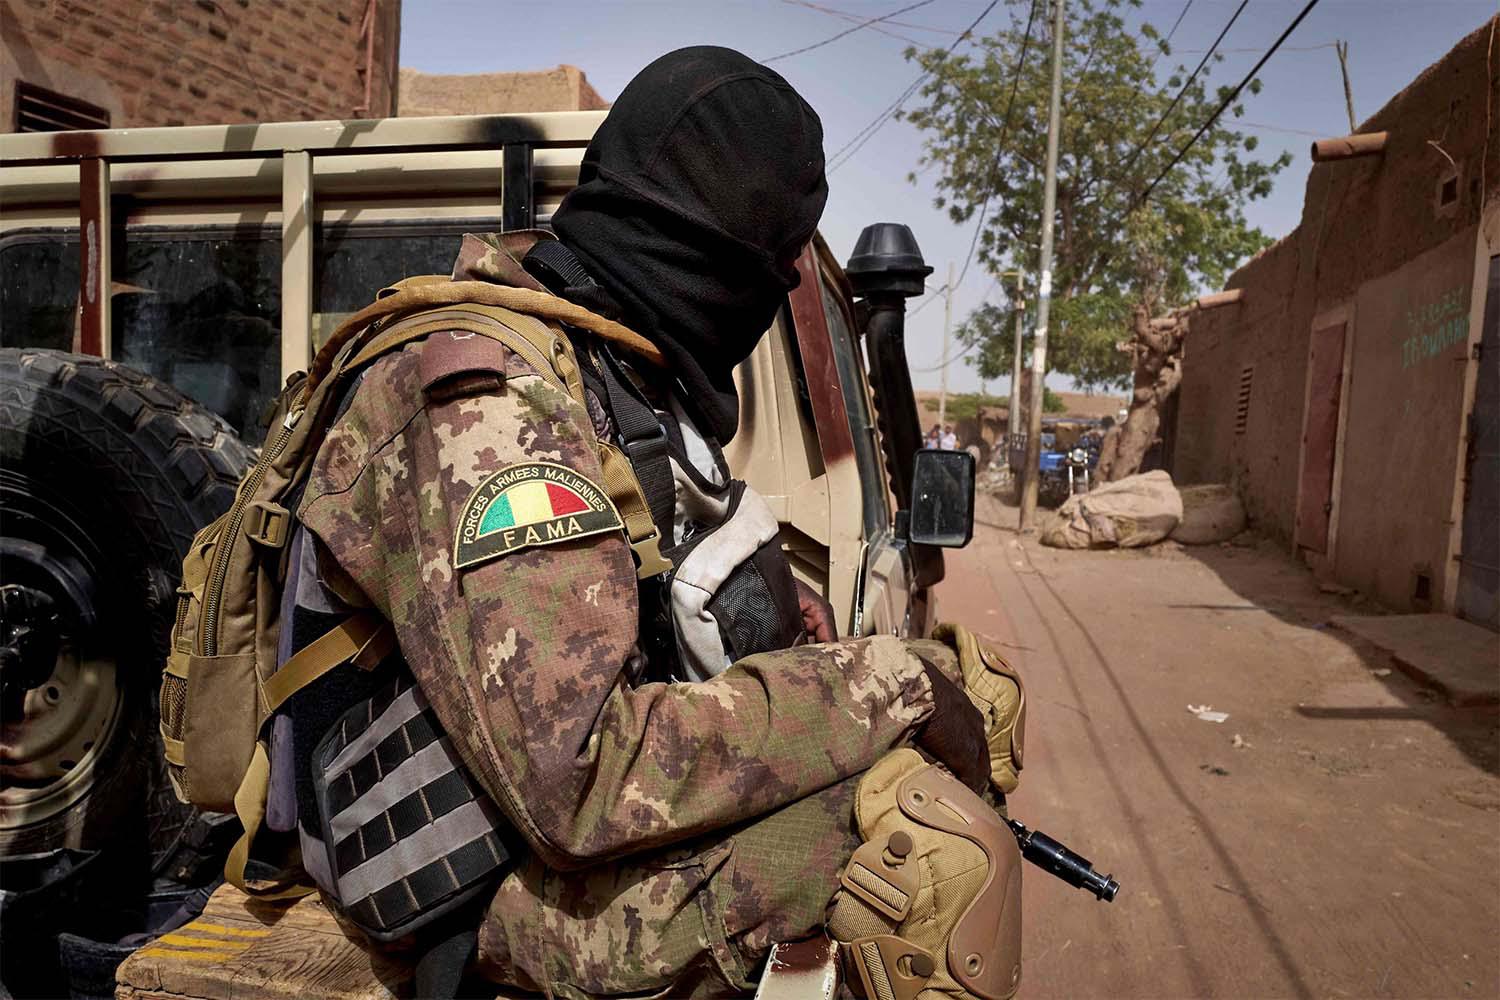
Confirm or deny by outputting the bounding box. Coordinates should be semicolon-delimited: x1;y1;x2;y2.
1041;470;1183;549
1171;484;1247;545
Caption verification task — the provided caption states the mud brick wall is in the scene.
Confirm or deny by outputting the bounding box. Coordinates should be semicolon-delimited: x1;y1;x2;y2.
0;0;402;130
1173;17;1499;613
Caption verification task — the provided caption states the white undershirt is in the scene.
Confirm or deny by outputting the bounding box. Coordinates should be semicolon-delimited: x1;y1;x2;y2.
661;393;726;546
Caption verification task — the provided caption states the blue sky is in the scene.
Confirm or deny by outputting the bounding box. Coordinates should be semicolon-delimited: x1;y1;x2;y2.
401;0;1497;394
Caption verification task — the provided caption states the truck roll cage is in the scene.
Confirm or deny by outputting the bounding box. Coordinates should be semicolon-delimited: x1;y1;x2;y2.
0;112;605;369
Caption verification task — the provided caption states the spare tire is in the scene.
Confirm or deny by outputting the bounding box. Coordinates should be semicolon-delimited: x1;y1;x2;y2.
0;350;253;888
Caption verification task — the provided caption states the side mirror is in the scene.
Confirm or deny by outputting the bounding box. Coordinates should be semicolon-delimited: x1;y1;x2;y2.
909;449;975;548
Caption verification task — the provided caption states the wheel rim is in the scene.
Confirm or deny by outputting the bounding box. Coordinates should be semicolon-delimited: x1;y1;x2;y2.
0;470;124;833
0;644;122;829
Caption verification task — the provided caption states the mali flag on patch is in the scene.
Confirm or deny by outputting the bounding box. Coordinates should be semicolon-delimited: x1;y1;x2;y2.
479;480;592;533
453;461;624;570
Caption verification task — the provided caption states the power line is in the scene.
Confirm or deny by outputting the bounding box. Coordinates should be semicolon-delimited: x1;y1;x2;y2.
826;0;1001;174
827;75;928;172
953;0;1040;292
1136;0;1324;208
895;1;1036;346
1160;0;1193;51
1227;117;1323;138
914;274;1002;372
1071;0;1322;301
908;287;946;317
764;0;936;63
781;0;931;48
782;0;959;37
915;333;982;371
1116;0;1247;182
1148;0;1193;74
1173;42;1337;54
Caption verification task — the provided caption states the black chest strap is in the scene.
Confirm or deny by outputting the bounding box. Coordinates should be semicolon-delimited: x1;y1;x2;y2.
595;346;678;546
523;240;679;548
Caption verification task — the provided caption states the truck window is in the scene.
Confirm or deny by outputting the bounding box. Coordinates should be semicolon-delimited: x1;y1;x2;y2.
1;223;483;445
821;278;888;538
313;223;473;350
113;227;283;446
0;227;283;445
0;233;80;354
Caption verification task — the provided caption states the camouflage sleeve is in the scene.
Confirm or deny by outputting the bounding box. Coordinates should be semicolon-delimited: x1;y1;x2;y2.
301;332;935;870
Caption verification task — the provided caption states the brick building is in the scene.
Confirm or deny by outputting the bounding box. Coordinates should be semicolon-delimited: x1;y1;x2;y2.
398;65;610;116
1172;18;1499;628
0;0;401;131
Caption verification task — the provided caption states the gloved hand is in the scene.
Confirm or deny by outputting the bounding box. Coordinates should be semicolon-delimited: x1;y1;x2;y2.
931;622;1027;793
909;650;990;794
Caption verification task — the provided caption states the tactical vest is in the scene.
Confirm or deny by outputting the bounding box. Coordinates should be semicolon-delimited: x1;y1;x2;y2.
160;269;804;942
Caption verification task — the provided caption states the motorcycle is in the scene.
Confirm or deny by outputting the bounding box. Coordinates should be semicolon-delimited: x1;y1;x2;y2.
1039;445;1095;507
1065;445;1092;497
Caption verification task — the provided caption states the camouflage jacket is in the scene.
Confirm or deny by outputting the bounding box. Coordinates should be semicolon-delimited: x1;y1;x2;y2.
298;234;937;872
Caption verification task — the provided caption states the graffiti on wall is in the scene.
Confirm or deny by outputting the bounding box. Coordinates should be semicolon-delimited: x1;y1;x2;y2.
1400;284;1470;369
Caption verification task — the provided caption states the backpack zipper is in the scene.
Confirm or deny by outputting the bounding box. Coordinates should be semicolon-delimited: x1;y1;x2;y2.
200;389;307;656
174;589;191;636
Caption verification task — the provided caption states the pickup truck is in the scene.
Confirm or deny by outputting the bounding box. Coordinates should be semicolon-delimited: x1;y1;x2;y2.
0;111;966;992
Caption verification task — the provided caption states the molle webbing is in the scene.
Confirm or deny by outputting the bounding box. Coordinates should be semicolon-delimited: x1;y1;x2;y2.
309;674;510;942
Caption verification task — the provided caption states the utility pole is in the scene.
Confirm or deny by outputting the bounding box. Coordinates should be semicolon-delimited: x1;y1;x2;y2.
937;260;954;435
1007;270;1025;465
1335;41;1357;133
1019;0;1066;531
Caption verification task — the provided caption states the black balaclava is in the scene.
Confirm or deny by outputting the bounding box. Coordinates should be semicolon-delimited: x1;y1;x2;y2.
551;46;828;442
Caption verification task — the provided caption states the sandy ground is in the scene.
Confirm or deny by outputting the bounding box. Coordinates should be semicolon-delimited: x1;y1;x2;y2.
936;495;1500;999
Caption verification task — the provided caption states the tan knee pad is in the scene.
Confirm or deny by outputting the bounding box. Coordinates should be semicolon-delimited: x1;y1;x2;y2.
828;749;1023;1000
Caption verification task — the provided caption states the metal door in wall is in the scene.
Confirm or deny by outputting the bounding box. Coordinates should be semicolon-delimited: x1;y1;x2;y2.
1296;321;1347;553
1456;255;1499;630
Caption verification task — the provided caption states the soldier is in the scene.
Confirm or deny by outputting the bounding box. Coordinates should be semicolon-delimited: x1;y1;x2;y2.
297;47;1024;996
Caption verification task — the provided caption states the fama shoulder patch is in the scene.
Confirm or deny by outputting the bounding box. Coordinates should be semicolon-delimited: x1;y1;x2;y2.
454;461;624;569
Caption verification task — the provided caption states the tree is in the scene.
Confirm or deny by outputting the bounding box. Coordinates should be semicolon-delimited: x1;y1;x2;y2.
904;0;1289;408
921;388;1066;423
1096;305;1187;479
959;296;1127;391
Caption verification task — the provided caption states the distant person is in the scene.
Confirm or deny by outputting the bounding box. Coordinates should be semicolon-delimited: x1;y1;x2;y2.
940;423;958;450
925;423;942;448
1082;416;1113;452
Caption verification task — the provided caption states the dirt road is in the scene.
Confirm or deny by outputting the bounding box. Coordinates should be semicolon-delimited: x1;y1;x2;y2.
938;497;1500;999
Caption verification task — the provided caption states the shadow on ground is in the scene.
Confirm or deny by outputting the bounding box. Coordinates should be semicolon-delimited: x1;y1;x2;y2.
957;489;1500;998
979;487;1499;778
1178;539;1499;777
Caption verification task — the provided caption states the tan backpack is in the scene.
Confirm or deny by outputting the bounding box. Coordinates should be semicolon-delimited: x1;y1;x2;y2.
159;278;671;895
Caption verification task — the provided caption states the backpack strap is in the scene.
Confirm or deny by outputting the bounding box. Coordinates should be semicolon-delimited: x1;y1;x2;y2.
261;612;394;715
308;279;665;394
224;612;392;899
223;742;312;900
